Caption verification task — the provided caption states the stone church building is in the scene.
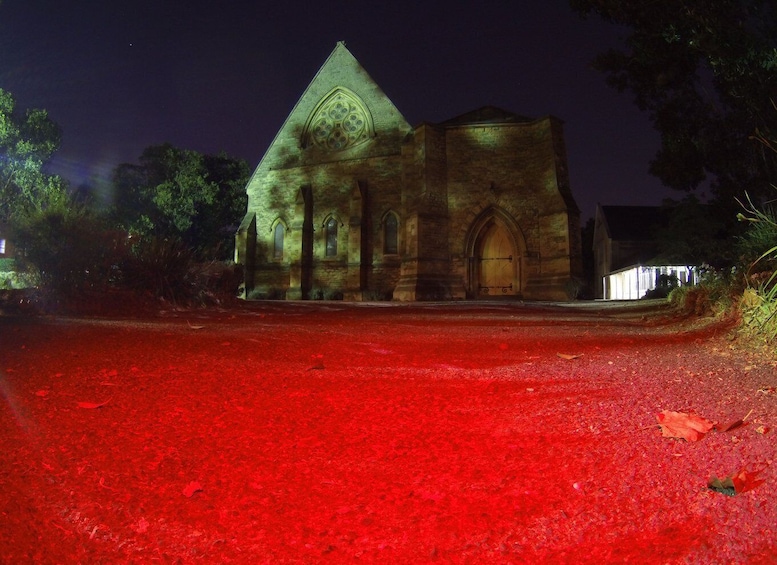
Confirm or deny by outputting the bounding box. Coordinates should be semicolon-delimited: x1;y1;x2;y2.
235;42;582;301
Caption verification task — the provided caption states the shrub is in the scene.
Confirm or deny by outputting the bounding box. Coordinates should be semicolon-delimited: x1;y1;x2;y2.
0;269;38;290
119;236;197;304
10;203;124;295
362;289;394;301
644;273;680;299
737;193;777;343
668;267;740;316
741;285;777;343
246;286;288;300
191;261;243;304
741;267;777;344
736;198;777;268
564;277;587;300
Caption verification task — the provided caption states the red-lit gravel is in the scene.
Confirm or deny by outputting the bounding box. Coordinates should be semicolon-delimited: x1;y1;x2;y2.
1;301;775;563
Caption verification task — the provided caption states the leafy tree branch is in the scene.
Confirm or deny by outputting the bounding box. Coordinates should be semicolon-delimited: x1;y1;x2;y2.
571;0;777;203
0;88;67;221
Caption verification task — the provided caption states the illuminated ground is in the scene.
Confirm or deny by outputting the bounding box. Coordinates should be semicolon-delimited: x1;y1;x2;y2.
1;301;775;563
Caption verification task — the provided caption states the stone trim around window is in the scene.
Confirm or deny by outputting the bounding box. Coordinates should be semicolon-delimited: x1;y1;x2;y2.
302;88;374;151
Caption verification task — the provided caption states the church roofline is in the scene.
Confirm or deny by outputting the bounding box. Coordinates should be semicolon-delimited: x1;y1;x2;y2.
424;110;563;131
247;42;355;183
247;41;412;184
438;105;533;126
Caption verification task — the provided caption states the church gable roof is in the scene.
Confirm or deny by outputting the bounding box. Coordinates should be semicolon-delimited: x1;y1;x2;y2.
250;42;412;177
439;106;533;126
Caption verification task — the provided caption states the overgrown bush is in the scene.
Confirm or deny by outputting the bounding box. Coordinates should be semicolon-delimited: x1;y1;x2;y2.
7;200;241;312
565;277;588;300
668;267;740;316
119;236;211;305
737;195;777;343
246;286;286;300
644;273;679;299
0;268;37;290
736;197;777;268
191;260;243;304
10;203;124;295
363;289;394;301
740;285;777;344
309;287;344;300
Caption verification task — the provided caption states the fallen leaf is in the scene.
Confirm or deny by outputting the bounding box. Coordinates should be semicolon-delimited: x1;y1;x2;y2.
76;398;112;409
98;476;117;491
183;481;203;497
308;354;325;370
708;468;765;496
34;389;50;398
716;409;753;432
557;353;582;360
657;410;714;441
716;419;744;432
708;475;736;496
755;425;770;435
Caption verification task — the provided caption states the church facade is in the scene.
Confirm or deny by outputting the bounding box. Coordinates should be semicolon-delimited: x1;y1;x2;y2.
235;42;582;301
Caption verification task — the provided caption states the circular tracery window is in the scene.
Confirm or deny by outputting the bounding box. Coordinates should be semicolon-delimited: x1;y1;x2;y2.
309;92;369;151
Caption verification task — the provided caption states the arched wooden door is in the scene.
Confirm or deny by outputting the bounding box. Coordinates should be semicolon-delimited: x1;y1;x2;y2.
477;222;517;296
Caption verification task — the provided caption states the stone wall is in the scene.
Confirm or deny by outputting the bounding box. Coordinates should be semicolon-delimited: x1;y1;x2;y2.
441;117;579;300
235;42;581;302
247;152;408;298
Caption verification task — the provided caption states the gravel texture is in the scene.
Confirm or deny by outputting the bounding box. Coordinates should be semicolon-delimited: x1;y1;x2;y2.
0;300;775;563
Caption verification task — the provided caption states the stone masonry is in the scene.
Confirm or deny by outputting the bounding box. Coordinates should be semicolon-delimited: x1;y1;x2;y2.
235;42;582;301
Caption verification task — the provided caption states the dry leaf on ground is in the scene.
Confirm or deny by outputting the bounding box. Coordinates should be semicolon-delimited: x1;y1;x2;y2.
657;409;714;441
308;354;325;370
557;353;582;360
716;409;754;433
182;481;203;498
717;418;745;432
708;468;765;496
76;398;112;409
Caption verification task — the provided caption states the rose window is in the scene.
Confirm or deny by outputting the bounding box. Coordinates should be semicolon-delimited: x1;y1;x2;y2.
306;91;371;151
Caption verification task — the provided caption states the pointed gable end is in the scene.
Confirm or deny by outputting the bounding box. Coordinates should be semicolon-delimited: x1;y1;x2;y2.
251;42;412;178
237;41;581;303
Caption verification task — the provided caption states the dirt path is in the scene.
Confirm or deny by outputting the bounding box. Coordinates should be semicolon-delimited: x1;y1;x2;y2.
1;301;775;563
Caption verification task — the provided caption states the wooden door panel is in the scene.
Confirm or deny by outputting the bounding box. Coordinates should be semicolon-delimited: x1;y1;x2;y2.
479;224;516;295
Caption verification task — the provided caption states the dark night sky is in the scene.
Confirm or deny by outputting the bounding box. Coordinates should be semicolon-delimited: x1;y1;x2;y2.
0;0;679;221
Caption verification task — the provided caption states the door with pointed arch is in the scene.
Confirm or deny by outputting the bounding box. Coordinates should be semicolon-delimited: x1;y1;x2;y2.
477;221;518;296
